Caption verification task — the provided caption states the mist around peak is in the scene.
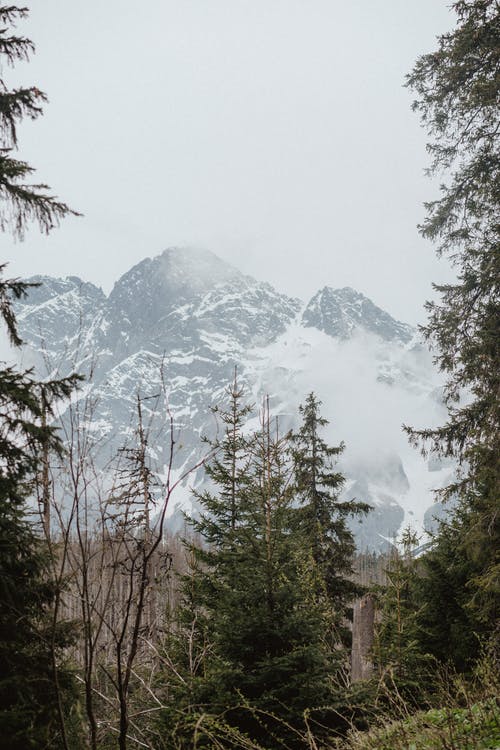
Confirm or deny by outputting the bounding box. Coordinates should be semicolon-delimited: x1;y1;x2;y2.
11;246;451;550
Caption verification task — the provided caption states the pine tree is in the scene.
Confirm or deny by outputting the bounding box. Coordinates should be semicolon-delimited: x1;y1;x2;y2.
158;377;255;745
0;273;80;748
413;511;492;672
373;528;431;702
160;387;343;749
405;0;499;634
0;6;78;238
291;393;370;636
221;397;334;742
0;6;81;747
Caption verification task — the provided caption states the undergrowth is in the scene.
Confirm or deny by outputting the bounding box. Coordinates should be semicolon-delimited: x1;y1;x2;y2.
333;649;500;750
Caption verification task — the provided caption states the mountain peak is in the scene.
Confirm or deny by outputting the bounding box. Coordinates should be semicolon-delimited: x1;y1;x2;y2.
156;246;242;289
16;274;105;307
107;246;245;332
13;247;440;551
302;286;414;343
111;246;241;298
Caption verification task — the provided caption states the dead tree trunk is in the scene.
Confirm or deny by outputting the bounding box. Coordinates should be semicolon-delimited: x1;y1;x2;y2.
351;593;375;681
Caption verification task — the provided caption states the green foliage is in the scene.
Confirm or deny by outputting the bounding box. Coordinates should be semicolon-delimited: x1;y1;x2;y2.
337;699;500;750
373;529;433;702
0;509;78;749
0;269;81;748
0;6;82;747
291;393;370;630
337;648;500;749
412;511;495;672
159;386;363;748
0;4;79;237
404;0;499;634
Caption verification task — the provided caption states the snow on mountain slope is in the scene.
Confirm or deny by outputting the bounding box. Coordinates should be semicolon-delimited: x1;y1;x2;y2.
245;318;447;548
302;286;414;343
12;247;450;550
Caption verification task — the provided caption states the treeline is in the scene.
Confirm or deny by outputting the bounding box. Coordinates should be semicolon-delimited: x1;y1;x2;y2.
3;359;374;748
0;1;498;749
1;341;497;749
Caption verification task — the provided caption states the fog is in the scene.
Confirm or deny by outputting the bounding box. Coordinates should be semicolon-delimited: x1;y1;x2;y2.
4;1;456;326
248;323;445;462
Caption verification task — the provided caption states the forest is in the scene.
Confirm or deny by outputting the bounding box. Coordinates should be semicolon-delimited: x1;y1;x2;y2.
0;2;498;749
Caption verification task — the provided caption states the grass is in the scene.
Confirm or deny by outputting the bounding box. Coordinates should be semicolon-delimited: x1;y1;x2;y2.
336;697;499;749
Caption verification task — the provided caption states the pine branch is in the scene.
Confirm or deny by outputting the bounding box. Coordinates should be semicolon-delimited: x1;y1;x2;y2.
0;85;47;147
0;31;33;65
0;152;81;238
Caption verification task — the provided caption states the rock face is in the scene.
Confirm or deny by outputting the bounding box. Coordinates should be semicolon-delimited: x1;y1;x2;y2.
13;247;450;550
302;286;414;343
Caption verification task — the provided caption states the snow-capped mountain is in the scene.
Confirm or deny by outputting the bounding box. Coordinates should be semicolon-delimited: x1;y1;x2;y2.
14;247;451;550
302;286;414;343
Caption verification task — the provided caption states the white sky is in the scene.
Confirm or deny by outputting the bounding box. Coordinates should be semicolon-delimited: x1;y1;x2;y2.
3;0;456;325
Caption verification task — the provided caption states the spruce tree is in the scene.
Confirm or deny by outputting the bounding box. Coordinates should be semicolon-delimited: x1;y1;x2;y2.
0;273;80;749
161;388;342;749
0;6;77;237
405;0;499;635
220;397;334;743
158;377;255;744
373;528;431;702
291;393;370;637
413;512;492;672
0;6;80;747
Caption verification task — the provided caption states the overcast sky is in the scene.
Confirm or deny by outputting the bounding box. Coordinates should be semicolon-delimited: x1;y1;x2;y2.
4;0;456;325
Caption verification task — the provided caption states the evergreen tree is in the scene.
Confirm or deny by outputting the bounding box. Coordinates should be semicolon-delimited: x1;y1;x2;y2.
158;377;254;742
405;0;499;634
221;397;334;741
373;528;431;702
291;393;370;635
0;273;80;748
0;6;78;238
0;6;80;747
413;511;492;672
158;378;255;745
161;387;344;749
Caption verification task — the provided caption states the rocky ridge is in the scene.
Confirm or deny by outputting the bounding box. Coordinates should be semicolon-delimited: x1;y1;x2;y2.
14;247;451;550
